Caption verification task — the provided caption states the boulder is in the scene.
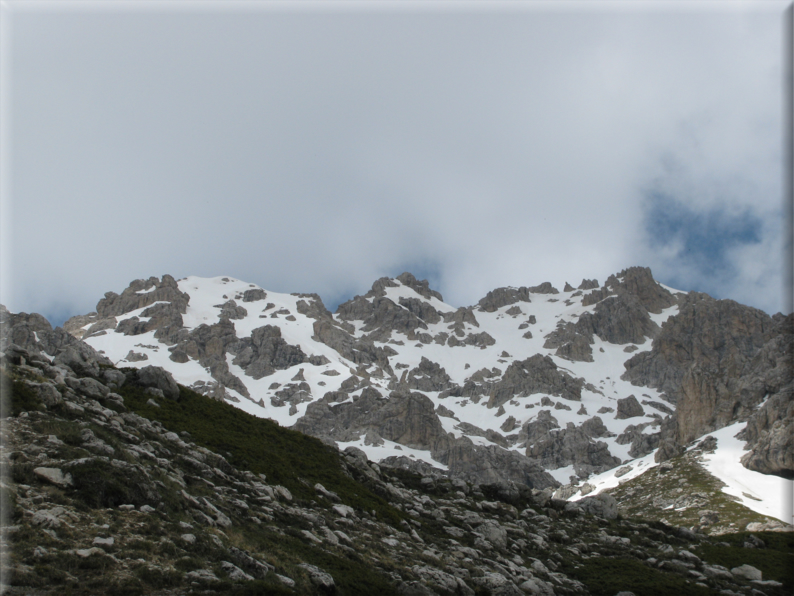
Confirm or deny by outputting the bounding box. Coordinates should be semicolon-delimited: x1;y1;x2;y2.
576;493;618;519
135;366;180;400
615;395;645;419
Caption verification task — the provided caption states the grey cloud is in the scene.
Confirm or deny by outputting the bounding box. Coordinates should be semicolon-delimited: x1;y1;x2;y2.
3;6;787;326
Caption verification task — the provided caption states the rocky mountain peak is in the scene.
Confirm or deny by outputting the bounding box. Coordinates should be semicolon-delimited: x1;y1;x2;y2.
33;265;793;514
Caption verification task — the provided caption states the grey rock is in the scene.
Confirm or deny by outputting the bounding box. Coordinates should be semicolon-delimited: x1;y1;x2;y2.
478;287;532;313
528;282;559;295
221;560;254;581
217;300;248;320
298;563;335;591
624;293;786;462
731;564;762;581
135;366;180;400
65;376;110;400
615;395;645;419
472;572;523;596
582;267;675;314
488;355;583;409
33;467;73;487
398;297;442;324
576;493;618;519
527;422;622;477
242;288;267;302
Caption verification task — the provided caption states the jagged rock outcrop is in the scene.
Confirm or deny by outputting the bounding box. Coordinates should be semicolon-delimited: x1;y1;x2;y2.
543;321;594;362
398;297;442;324
622;293;785;461
526;422;623;479
1;306;113;367
615;421;661;458
615;395;645;419
488;355;583;408
527;282;559;295
404;357;454;392
231;324;308;379
295;388;453;454
577;293;660;345
95;275;190;318
582;266;677;313
395;272;444;302
736;315;794;478
131;365;181;400
577;279;599;290
477;287;531;313
437;443;559;489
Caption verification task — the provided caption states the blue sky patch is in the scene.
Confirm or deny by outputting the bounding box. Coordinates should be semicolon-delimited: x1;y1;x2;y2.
644;191;764;294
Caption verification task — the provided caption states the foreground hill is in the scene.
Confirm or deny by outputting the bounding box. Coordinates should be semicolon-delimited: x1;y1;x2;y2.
2;340;792;595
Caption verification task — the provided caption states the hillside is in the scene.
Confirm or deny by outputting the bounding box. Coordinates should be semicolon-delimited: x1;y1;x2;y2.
2;340;792;595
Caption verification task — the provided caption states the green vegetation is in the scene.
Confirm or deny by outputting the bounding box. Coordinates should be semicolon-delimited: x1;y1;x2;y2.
563;557;713;596
607;449;777;532
694;531;794;594
117;378;404;525
3;369;46;416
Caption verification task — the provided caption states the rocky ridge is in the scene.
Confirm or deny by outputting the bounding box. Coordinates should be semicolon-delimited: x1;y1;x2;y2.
11;266;792;513
2;339;791;596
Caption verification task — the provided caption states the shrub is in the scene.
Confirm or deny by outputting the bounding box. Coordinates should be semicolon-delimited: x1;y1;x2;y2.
69;459;158;509
563;557;713;596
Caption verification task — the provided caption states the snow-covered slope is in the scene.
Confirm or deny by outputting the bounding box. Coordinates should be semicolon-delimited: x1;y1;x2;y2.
62;267;793;530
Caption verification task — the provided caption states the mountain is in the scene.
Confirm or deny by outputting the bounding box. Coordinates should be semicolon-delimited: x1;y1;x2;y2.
2;340;792;596
2;265;789;531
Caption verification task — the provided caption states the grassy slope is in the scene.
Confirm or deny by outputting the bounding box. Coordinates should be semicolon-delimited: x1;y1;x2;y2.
116;377;405;526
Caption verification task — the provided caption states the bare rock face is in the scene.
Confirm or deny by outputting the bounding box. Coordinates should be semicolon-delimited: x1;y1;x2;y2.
242;288;267;302
1;306;112;369
577;279;599;290
488;355;583;409
360;297;429;342
96;274;190;318
526;422;622;478
231;325;308;379
615;421;661;458
582;266;676;314
543;321;593;362
395;272;444;302
133;365;181;400
438;442;559;489
398;297;442;324
404;357;454;392
442;307;480;333
577;293;659;345
374;392;454;452
737;315;794;478
296;389;453;454
519;410;560;448
335;274;443;338
217;300;248;320
527;282;559;295
615;395;644;419
623;293;785;463
477;287;531;313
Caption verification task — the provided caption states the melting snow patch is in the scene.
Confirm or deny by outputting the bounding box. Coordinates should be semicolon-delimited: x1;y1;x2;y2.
698;422;793;526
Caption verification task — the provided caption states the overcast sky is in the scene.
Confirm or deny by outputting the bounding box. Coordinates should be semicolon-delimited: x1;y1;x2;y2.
1;1;790;327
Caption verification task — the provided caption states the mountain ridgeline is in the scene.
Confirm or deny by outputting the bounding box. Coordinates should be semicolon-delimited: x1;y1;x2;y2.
2;265;793;595
41;266;790;489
